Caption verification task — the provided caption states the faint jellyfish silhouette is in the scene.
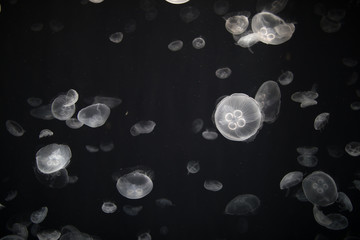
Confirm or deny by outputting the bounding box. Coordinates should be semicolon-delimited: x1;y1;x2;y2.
130;120;156;136
36;143;72;174
213;0;229;15
30;23;44;32
347;71;358;86
313;205;348;230
101;201;117;213
37;230;61;240
168;40;183;51
65;118;83;129
327;9;346;22
345;142;360;157
327;145;344;158
204;180;223;191
109;32;123;43
4;190;17;202
144;7;158;21
5;120;25;137
0;235;25;240
116;170;153;199
93;96;122;108
34;168;70;189
278;70;294;85
100;141;114;152
122;205;143;216
89;0;104;3
165;0;189;4
336;192;353;212
353;180;360;191
214;93;263;141
350;101;360;111
30;207;48;224
294;188;308;202
215;67;232;79
297;154;318;167
191;118;204;133
225;194;260;215
179;6;200;23
314;113;330;130
192;37;206;49
297;146;318;155
39;129;54;139
320;16;341;33
202;129;218;140
138;232;151;240
302;171;338;206
187;160;200;174
30;104;54;120
255;80;281;123
27;97;42;107
51;95;76;121
124;19;136;33
85;145;99;153
77;103;110;128
224;12;249;35
159;226;169;235
279;171;303;189
10;223;28;240
256;0;288;14
155;198;175;208
342;58;358;68
68;175;78;184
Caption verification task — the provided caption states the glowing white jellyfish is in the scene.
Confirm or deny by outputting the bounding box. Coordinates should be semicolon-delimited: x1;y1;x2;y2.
214;93;263;141
278;70;294;85
314;112;330;130
65;118;83;129
291;91;318;108
37;230;61;240
168;40;183;51
116;170;153;199
122;205;143;216
165;0;189;4
279;171;303;189
30;206;48;224
109;32;123;43
5;120;25;137
225;194;260;215
51;94;76;121
224;13;249;35
39;129;54;139
192;37;206;49
215;67;232;79
101;201;117;213
345;142;360;157
130;120;156;136
255;81;281;123
201;129;218;140
187;160;200;174
77;103;110;128
36;143;72;174
179;6;200;23
89;0;104;3
138;232;151;240
204;180;223;191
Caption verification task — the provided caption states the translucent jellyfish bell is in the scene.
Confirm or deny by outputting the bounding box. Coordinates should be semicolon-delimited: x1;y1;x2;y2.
168;40;183;51
36;143;72;174
30;207;48;224
345;142;360;157
5;120;25;137
179;6;200;23
313;205;348;230
109;32;123;43
204;180;223;191
224;13;249;35
314;112;330;130
192;37;206;49
165;0;190;4
77;103;110;128
225;194;260;215
279;171;303;190
116;170;153;199
255;81;281;123
278;70;294;85
51;95;76;120
214;93;263;141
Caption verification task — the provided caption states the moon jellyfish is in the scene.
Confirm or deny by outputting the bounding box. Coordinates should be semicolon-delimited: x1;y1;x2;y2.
297;154;318;167
101;201;117;213
5;120;25;137
168;40;183;51
34;168;69;189
336;192;353;212
30;104;54;120
342;58;358;68
85;145;99;153
294;188;308;202
225;194;260;215
179;6;200;23
202;129;218;140
327;145;344;158
255;81;281;123
93;96;122;108
27;97;42;107
278;70;294;85
314;112;330;131
291;91;318;108
215;67;232;79
64;89;79;107
37;230;61;240
122;205;143;216
192;37;205;49
89;0;104;3
191;118;204;133
256;0;288;14
345;142;360;157
36;143;72;174
99;141;114;152
213;0;229;15
165;0;189;4
65;118;83;129
155;198;175;208
4;190;17;202
302;171;338;207
77;103;110;128
39;129;54;139
109;32;123;43
187;160;200;174
313;205;348;230
30;207;48;224
224;13;249;35
280;171;303;189
297;146;318;155
350;101;360;111
214;93;263;141
320;16;341;33
204;180;223;191
0;236;25;240
49;19;64;33
51;95;76;121
116;170;153;199
130;120;156;136
138;232;151;240
68;175;78;184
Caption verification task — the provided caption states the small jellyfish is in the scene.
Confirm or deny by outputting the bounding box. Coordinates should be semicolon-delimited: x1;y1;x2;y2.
34;168;70;189
165;0;189;4
215;67;232;79
30;207;48;224
294;188;308;202
168;40;183;51
124;19;136;33
320;16;341;33
302;171;338;207
99;141;114;152
30;23;44;32
37;230;61;240
297;146;318;155
213;0;229;15
109;32;123;43
116;170;153;199
159;226;169;235
39;129;54;139
225;194;260;215
122;205;143;216
93;96;122;108
27;97;43;107
155;198;175;208
347;71;358;86
65;118;83;129
36;143;72;174
192;37;205;49
342;58;358;68
187;160;200;174
350;101;360;111
345;142;360;157
101;201;117;213
279;171;303;189
51;95;76;121
256;0;289;14
278;70;294;85
204;180;223;191
214;93;263;141
336;192;353;212
191;118;204;133
64;89;79;107
255;80;281;123
68;175;78;184
85;145;99;153
77;103;111;128
202;129;218;140
4;190;17;202
138;232;151;240
297;155;318;167
314;112;330;130
130;120;156;136
5;120;25;137
179;6;200;23
144;7;158;21
30;104;54;120
291;91;318;108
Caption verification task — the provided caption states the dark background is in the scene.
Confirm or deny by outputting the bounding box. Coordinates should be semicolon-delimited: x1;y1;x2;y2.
1;0;360;239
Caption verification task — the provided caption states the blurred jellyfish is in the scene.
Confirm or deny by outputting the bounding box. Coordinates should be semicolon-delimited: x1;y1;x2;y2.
213;0;229;15
10;223;28;239
64;89;79;106
168;40;183;51
99;141;114;152
124;19;136;33
144;6;158;21
314;113;330;130
280;171;303;189
192;37;205;49
320;16;341;33
204;180;223;191
30;23;44;32
138;232;151;240
27;97;43;107
187;160;200;174
34;168;69;189
122;205;143;216
327;9;346;22
345;142;360;157
302;171;338;206
256;0;288;14
350;101;360;111
77;103;110;128
93;96;122;108
225;194;260;215
313;205;348;230
51;95;76;121
336;192;353;212
101;201;117;213
37;229;61;240
4;190;17;202
68;175;78;184
255;80;281;123
202;129;218;140
49;19;64;33
89;0;104;3
215;67;232;79
159;226;169;235
65;118;83;129
214;93;263;141
191;118;204;133
109;32;123;43
353;180;360;191
342;58;358;67
39;129;54;139
278;70;294;85
130;120;156;136
36;143;72;174
327;145;344;158
0;235;25;240
5;120;25;137
30;207;48;224
224;12;249;35
165;0;189;4
297;154;318;167
155;198;175;208
85;145;99;153
294;188;308;202
179;6;199;23
30;104;54;120
116;170;153;199
291;91;318;108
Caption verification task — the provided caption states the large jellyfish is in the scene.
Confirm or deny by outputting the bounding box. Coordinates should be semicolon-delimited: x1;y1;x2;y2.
30;207;48;224
225;194;260;215
214;93;263;141
101;201;117;213
255;81;281;123
77;103;110;128
36;144;72;174
116;170;153;199
204;180;223;191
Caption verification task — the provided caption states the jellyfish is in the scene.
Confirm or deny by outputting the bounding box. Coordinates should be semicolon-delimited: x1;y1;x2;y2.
116;170;153;199
302;171;338;206
313;205;348;230
192;37;205;49
37;230;61;240
138;232;151;240
101;202;117;213
10;223;28;240
109;32;123;43
4;190;17;202
99;141;114;152
51;95;76;121
336;192;353;212
124;19;137;33
0;235;26;240
296;146;318;155
168;40;183;51
130;120;156;136
191;118;204;133
5;120;25;137
159;226;169;235
215;67;232;79
297;155;318;167
255;81;281;123
350;101;360;111
256;0;289;14
89;0;104;3
122;205;143;216
291;91;318;108
165;0;189;4
34;168;70;189
327;145;344;158
36;143;72;174
342;58;358;68
27;97;42;107
179;6;200;23
225;194;260;215
68;175;78;184
213;0;229;15
278;70;294;85
30;104;54;120
294;188;308;202
39;129;54;139
314;112;330;130
65;118;83;129
155;198;175;208
30;207;48;224
204;180;223;191
77;103;110;128
320;16;341;33
85;145;99;153
202;129;218;140
280;171;303;189
93;96;122;108
224;13;249;35
214;93;263;141
30;23;44;32
187;161;200;174
49;19;64;33
327;9;346;22
345;142;360;157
